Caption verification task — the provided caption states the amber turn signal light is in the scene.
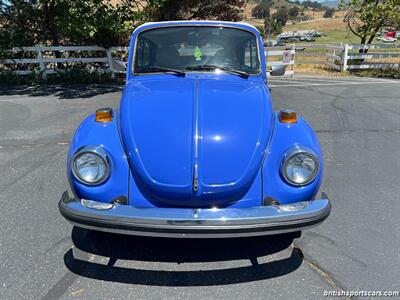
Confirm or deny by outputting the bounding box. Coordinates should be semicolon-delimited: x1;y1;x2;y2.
279;109;297;123
95;108;113;123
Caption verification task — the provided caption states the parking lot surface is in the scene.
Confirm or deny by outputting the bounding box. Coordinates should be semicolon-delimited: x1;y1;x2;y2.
0;76;399;299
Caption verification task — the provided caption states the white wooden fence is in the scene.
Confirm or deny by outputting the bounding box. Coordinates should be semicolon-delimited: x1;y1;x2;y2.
1;43;399;78
1;46;128;77
265;45;295;77
266;43;399;72
293;44;344;71
342;43;400;70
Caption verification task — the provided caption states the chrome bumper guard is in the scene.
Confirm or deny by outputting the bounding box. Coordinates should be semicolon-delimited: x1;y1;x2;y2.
59;192;331;238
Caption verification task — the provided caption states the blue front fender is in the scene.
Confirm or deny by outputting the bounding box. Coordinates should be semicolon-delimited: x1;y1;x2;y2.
262;113;323;204
67;111;130;203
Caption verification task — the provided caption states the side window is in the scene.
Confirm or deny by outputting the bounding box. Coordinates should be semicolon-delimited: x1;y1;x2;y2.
136;37;153;69
243;39;259;71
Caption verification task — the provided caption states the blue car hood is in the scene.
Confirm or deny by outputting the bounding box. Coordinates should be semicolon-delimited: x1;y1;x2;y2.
120;76;273;207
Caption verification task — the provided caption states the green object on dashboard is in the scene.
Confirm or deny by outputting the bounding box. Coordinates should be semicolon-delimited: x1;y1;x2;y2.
194;46;202;61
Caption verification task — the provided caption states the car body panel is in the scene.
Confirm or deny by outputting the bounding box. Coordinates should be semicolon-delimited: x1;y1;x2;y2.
120;74;272;207
262;114;323;205
120;77;195;203
61;21;330;237
67;111;129;203
128;161;264;208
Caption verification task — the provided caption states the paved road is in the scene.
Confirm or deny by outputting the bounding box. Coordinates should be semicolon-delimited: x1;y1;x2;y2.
1;76;399;299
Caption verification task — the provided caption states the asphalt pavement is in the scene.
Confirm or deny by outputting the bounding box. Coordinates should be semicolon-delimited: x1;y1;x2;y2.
0;75;399;299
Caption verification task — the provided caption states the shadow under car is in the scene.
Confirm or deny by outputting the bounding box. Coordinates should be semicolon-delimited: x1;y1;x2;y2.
64;227;304;286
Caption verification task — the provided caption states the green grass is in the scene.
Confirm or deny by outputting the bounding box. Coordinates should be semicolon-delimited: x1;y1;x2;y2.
300;30;360;45
315;30;358;44
283;19;361;45
248;12;361;45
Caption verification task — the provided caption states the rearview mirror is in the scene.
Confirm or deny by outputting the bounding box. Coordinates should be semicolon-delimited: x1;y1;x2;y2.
270;65;286;76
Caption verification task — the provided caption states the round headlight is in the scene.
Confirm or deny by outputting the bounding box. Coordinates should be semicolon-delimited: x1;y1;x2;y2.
72;146;110;185
281;146;319;186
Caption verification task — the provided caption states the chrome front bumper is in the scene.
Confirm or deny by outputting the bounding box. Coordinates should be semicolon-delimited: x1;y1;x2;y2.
59;192;331;238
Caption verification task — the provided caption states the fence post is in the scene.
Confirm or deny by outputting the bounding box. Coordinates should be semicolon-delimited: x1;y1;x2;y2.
332;47;336;65
35;45;46;78
341;44;349;72
106;49;115;79
292;44;295;78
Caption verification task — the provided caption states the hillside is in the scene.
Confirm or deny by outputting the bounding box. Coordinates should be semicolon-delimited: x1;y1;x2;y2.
245;7;361;44
320;1;339;8
244;0;300;19
248;0;300;9
283;14;360;44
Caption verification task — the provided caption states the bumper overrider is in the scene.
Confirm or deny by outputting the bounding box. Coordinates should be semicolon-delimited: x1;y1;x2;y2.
59;192;331;238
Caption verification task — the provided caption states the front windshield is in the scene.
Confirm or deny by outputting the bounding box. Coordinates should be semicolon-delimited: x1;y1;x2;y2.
133;26;260;75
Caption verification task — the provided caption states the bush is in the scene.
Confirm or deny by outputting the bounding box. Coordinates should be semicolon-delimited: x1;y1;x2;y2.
0;68;125;85
323;8;335;18
44;68;115;84
0;71;40;85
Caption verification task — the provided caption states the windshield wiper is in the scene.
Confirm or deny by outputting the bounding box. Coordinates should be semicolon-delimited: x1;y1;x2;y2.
186;65;249;79
136;67;185;77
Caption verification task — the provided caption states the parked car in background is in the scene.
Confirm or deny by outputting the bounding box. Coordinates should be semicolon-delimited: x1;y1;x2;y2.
288;36;301;42
274;40;287;47
300;35;316;42
382;37;397;43
59;21;331;238
377;31;398;43
386;31;396;39
377;36;397;43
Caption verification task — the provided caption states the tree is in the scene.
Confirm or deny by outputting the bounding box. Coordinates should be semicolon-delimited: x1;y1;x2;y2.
252;2;271;19
302;1;322;10
273;6;289;27
0;0;41;48
288;6;300;20
0;0;145;49
264;15;283;36
1;0;252;49
341;0;400;45
59;0;145;46
146;0;247;21
323;8;335;18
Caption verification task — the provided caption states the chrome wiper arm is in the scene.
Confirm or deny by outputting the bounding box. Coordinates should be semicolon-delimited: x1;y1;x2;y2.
186;65;249;79
136;66;185;77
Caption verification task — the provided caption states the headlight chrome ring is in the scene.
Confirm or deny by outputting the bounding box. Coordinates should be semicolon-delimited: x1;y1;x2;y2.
281;146;319;186
72;146;110;186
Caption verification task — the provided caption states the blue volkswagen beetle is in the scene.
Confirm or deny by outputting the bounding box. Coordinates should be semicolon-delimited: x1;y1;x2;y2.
59;21;331;238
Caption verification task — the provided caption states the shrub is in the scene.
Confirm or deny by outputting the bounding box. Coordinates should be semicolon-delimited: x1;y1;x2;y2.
0;68;125;85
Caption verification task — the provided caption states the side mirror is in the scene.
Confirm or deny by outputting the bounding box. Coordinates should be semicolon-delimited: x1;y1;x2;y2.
270;64;286;76
112;59;127;72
